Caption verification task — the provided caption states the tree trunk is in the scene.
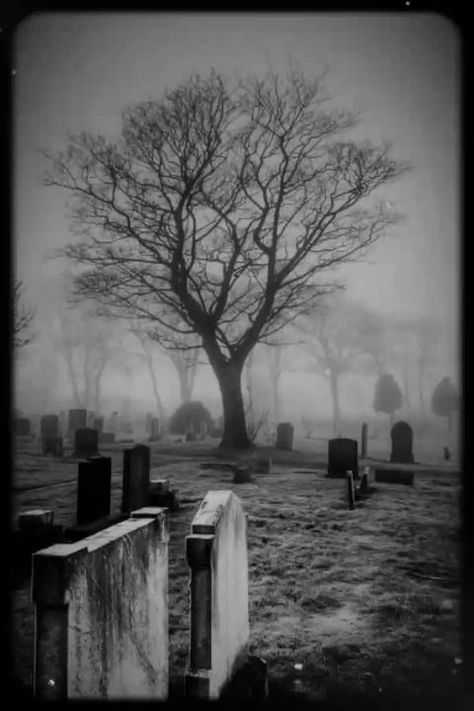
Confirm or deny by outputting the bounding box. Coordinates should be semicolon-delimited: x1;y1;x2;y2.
329;369;341;436
215;361;253;449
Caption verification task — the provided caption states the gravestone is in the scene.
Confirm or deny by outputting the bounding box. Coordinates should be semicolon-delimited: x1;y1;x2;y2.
76;456;111;525
185;490;249;699
68;409;87;440
99;432;116;444
41;415;63;455
93;416;104;433
149;417;160;441
346;471;355;510
32;508;169;700
73;428;99;458
360;422;368;459
15;417;31;436
276;422;294;451
375;468;414;486
122;444;151;513
327;438;359;479
233;464;253;484
149;479;180;512
390;421;414;464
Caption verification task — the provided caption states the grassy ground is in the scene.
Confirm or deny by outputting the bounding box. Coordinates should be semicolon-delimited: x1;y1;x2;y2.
11;436;461;707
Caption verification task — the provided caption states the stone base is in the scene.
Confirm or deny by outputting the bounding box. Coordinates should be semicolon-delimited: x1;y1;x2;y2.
375;469;414;486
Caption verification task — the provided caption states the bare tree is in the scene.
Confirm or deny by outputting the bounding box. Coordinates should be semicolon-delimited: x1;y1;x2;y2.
44;68;408;448
14;280;36;350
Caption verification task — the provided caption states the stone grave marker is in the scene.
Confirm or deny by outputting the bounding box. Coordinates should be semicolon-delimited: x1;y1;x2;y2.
276;422;294;451
185;490;249;699
390;421;414;464
32;508;169;700
360;422;368;459
76;456;111;526
149;417;160;441
327;438;359;479
122;444;151;513
41;415;63;455
68;409;87;440
73;428;99;458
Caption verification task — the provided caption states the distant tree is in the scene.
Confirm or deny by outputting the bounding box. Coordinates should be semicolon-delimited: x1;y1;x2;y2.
44;67;408;448
373;373;403;426
169;400;214;437
431;377;459;433
14;280;36;350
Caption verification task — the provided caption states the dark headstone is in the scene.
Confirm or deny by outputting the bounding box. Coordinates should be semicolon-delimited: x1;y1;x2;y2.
121;444;151;513
99;431;116;444
276;422;294;451
390;421;414;464
76;456;112;525
41;414;59;440
346;471;355;510
73;428;99;458
93;416;104;433
149;480;180;511
15;418;31;436
233;464;253;484
68;409;87;440
361;422;368;459
328;438;359;479
375;468;414;486
185;431;196;442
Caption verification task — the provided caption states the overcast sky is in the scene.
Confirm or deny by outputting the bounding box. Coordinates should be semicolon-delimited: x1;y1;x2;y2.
13;11;460;328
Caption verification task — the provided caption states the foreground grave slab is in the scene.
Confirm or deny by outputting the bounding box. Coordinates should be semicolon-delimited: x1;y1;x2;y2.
185;490;249;699
32;507;169;700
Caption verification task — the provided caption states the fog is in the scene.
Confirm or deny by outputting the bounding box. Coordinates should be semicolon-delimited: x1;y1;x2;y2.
13;12;460;431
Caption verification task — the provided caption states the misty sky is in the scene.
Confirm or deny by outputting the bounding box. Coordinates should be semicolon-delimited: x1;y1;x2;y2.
13;11;460;330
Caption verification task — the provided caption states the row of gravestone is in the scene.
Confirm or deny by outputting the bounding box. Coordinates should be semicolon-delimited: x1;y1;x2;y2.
15;410;162;441
26;490;261;701
275;420;414;465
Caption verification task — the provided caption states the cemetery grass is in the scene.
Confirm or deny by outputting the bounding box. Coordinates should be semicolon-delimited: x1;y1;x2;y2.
11;438;461;708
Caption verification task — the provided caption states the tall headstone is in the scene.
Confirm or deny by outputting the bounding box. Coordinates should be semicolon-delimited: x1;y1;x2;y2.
15;417;31;436
68;409;87;440
275;422;294;451
76;456;111;526
360;422;368;459
41;415;63;455
185;490;249;699
32;508;169;700
122;444;151;513
390;421;414;464
327;438;359;479
74;428;99;458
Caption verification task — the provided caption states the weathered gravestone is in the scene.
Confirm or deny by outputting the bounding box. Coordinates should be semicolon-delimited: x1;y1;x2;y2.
276;422;294;451
122;444;151;513
390;421;414;464
41;415;63;455
327;438;359;479
68;409;87;440
375;468;414;486
73;428;99;458
32;507;169;700
360;422;368;459
76;456;111;526
93;416;104;433
185;490;249;699
15;417;31;436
